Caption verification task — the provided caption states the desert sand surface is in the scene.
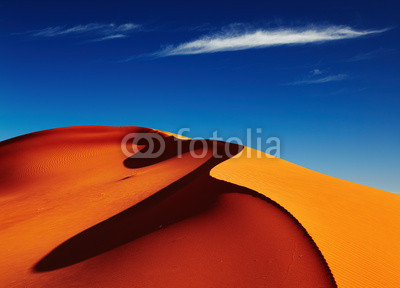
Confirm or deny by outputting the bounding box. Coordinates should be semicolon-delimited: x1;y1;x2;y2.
0;126;398;287
212;148;400;288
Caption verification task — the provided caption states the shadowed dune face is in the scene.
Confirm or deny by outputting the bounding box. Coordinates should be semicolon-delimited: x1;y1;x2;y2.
0;126;336;287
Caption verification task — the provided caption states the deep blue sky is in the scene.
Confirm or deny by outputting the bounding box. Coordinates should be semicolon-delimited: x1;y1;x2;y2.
1;0;399;193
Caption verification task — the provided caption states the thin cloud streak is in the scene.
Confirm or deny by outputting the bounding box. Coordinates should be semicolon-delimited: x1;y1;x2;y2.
290;74;348;85
346;48;394;62
156;26;388;56
91;34;127;42
32;23;140;40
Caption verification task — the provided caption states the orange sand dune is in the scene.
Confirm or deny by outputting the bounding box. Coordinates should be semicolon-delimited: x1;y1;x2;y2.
0;125;397;287
212;148;400;288
0;126;335;287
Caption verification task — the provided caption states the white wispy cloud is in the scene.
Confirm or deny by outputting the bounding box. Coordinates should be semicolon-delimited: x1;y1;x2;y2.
156;25;387;56
290;74;348;85
91;34;127;42
32;23;140;40
311;69;322;75
346;48;394;62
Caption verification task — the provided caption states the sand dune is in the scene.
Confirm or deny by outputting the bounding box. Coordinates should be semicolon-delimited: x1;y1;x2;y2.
212;148;400;288
0;126;398;287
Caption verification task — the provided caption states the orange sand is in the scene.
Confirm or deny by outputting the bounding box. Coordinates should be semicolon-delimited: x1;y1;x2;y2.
1;125;397;287
0;126;335;287
212;147;400;288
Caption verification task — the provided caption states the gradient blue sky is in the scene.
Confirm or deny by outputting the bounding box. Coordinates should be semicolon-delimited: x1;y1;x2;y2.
1;0;399;193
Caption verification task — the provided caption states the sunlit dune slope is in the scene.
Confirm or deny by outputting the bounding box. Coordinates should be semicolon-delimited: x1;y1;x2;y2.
211;148;400;288
0;126;336;287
